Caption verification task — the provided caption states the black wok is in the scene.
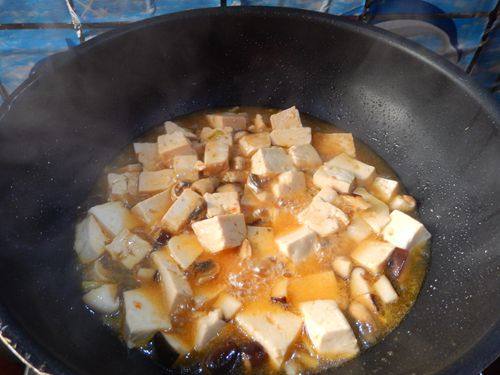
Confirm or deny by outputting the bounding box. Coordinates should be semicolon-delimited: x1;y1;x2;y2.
0;6;498;375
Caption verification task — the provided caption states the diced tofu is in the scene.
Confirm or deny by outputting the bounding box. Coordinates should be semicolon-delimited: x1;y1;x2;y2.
221;170;246;184
251;147;294;177
106;229;152;269
349;268;371;299
194;309;226;350
313;165;355;194
164;121;196;139
232;156;246;170
204;191;241;218
313;187;338;204
270;106;303;129
191;177;220;195
193;284;226;308
108;172;139;199
271;277;288;301
288;271;338;306
373;275;398;304
133;142;163;171
151;251;192;312
161;189;204;233
354;188;390;234
138;169;176;194
312;133;356;159
82;284;119;313
204;141;230;175
298;199;349;237
345;216;373;243
206;113;247;131
253;113;268;131
161;332;192;355
173;155;199;183
247;226;278;259
90;259;111;281
214;293;242;320
270;128;311;147
370;177;399;202
131;189;172;226
332;256;352;280
390;194;417;212
351;239;395;275
157;132;196;166
192;213;247;253
200;127;233;146
272;171;306;199
340;194;371;213
89;201;137;237
235;309;303;367
217;183;243;196
74;215;107;263
123;287;171;347
382;210;431;250
136;267;156;282
288;144;322;170
275;226;318;263
300;300;359;357
325;153;375;186
168;233;204;270
239;133;272;157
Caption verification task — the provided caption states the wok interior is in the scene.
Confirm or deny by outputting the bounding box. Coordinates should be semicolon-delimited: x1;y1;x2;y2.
0;8;498;375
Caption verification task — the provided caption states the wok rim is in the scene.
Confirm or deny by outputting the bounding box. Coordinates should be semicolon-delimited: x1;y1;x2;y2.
0;6;498;375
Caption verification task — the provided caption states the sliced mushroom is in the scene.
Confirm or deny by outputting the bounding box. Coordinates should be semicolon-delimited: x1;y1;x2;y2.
191;260;221;285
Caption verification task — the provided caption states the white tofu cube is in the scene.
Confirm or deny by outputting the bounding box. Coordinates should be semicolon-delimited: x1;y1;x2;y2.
270;106;303;129
151;250;192;312
332;256;352;280
106;229;152;269
325;153;376;186
382;210;431;250
138;169;176;194
272;171;306;199
192;214;247;253
370;176;399;202
161;189;203;233
373;275;398;304
83;284;119;314
247;226;278;259
235;309;303;367
200;127;233;146
131;189;172;226
250;147;294;177
89;201;137;237
161;332;192;355
214;293;242;320
351;239;395;275
288;144;322;170
354;187;390;234
299;199;349;237
108;172;139;199
270;127;311;147
313;165;355;194
252;113;268;131
191;177;220;195
312;133;356;159
345;216;373;243
74;215;107;263
216;183;243;195
300;300;359;357
313;187;338;204
390;194;417;212
123;287;171;347
157;131;196;166
349;268;371;299
239;133;271;157
204;191;241;218
275;226;318;263
133;142;163;171
271;277;288;300
206;113;247;131
204;140;230;175
164;121;196;139
136;267;156;282
194;309;227;350
168;233;203;270
173;155;199;182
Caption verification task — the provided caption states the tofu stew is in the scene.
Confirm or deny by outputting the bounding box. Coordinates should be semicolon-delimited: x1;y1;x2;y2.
75;107;430;374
